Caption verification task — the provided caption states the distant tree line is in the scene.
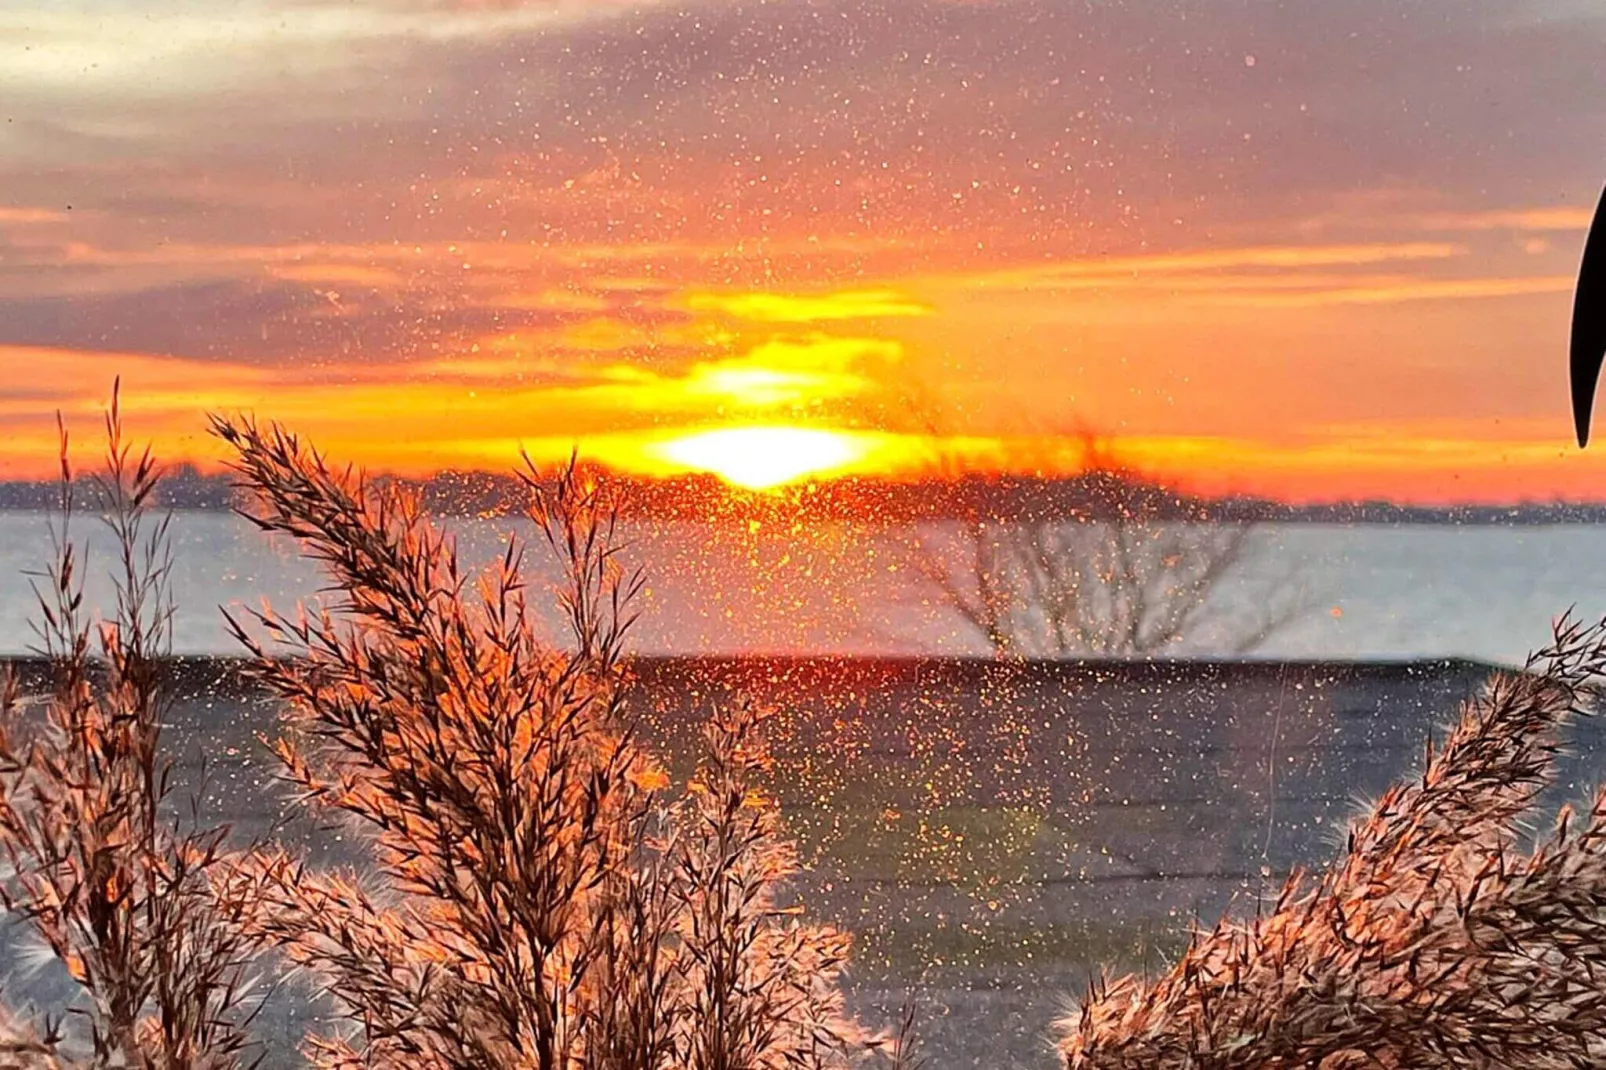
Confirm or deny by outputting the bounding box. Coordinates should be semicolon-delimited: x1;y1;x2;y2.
1;464;1603;523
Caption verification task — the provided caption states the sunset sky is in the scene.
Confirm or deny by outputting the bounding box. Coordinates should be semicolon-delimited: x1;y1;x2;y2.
2;0;1605;501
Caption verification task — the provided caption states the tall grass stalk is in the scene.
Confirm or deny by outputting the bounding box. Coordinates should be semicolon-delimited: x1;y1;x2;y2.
210;416;871;1070
0;385;273;1070
1060;613;1606;1069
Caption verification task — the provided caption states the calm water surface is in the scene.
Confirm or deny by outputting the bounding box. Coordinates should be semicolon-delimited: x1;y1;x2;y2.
2;510;1603;663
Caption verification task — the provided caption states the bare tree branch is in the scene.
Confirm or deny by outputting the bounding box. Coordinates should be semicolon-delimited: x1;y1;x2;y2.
907;433;1304;658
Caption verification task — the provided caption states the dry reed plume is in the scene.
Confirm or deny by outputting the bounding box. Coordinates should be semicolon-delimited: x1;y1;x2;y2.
37;395;1606;1069
0;385;274;1070
209;415;875;1070
1058;613;1606;1069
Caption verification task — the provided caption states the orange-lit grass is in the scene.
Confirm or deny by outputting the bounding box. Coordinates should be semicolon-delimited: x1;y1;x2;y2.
1061;614;1606;1069
0;385;275;1069
210;417;893;1070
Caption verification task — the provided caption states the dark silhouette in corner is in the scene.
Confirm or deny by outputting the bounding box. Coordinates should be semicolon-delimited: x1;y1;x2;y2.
1571;183;1606;447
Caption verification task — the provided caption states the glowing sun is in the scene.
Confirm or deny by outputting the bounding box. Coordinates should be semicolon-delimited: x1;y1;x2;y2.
655;426;870;490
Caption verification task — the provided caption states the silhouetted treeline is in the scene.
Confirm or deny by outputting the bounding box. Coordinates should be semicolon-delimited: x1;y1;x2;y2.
1;465;1605;524
0;464;237;511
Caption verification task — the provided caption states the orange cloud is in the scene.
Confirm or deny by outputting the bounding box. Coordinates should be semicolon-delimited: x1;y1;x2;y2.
267;263;407;289
948;241;1465;294
6;337;1605;505
1192;275;1575;308
0;332;904;479
3;0;1603;509
0;182;1597;504
901;241;1512;323
674;335;900;407
683;289;933;323
1412;206;1597;232
0;207;70;224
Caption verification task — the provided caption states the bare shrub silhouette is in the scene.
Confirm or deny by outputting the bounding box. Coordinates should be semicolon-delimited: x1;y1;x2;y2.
912;434;1301;658
209;416;874;1070
1058;613;1606;1068
0;386;273;1070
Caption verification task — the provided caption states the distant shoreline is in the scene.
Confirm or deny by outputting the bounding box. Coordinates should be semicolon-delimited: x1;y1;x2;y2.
4;500;1605;526
3;468;1605;525
0;652;1509;698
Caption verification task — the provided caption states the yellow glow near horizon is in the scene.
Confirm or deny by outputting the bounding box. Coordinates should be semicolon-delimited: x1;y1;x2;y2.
653;427;872;490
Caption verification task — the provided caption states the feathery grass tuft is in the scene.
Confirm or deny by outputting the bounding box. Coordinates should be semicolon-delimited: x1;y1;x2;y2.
209;414;879;1070
1059;612;1606;1069
0;383;275;1070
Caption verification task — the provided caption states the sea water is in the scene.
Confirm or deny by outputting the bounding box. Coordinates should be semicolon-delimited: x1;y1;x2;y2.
2;510;1604;664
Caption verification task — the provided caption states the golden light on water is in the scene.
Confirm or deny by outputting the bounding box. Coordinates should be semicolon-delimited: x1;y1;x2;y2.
653;427;873;490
